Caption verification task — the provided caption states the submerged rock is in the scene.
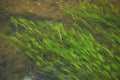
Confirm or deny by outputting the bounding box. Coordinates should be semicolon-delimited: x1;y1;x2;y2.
23;75;32;80
23;73;46;80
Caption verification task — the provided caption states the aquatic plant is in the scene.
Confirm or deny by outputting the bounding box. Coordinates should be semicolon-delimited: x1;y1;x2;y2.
1;0;120;80
2;16;119;80
62;0;120;32
62;0;120;63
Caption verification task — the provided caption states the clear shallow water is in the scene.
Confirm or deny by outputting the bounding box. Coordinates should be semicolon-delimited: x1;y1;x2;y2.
0;0;120;80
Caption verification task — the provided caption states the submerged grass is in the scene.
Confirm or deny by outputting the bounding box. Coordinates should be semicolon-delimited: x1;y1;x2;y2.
1;0;120;80
2;16;120;80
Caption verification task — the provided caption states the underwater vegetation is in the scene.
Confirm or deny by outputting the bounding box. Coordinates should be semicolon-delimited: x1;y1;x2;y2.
1;0;120;80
